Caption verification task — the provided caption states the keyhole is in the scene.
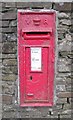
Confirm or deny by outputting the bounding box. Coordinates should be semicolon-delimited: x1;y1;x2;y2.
30;76;32;80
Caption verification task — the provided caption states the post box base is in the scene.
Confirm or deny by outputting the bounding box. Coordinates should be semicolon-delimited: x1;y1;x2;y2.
20;103;53;107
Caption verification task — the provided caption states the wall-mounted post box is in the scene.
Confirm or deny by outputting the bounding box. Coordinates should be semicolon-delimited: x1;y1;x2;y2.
18;9;57;107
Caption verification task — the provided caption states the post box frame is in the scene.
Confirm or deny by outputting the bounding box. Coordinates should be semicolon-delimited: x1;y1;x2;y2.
17;9;58;107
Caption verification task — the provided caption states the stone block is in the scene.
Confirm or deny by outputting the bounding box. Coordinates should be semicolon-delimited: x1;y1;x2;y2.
71;3;73;11
58;51;69;58
62;107;71;114
58;64;71;73
59;19;71;26
0;53;2;59
56;85;66;92
66;85;71;92
16;2;52;9
2;94;13;105
2;81;15;95
58;33;65;40
56;98;67;104
71;12;73;19
65;34;72;41
55;3;71;12
2;27;17;33
0;2;2;8
1;7;16;13
2;42;16;53
58;12;70;19
1;2;6;8
58;58;71;72
2;66;17;74
58;58;71;66
2;74;17;81
0;43;2;53
2;21;9;27
2;54;16;59
0;33;2;43
2;111;17;118
3;59;17;66
52;104;62;110
60;115;71;119
70;24;73;32
5;2;16;8
0;59;2;63
58;92;72;98
9;20;17;27
7;33;17;41
2;34;7;42
2;33;17;42
65;77;71;84
2;12;16;20
71;18;73;25
0;28;2;33
0;13;2;20
59;40;71;52
0;21;2;27
58;25;69;34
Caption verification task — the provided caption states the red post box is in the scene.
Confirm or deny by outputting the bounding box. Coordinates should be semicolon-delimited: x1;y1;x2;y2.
18;9;57;107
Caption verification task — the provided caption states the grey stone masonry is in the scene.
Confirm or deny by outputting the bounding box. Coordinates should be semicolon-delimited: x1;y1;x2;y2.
1;2;72;119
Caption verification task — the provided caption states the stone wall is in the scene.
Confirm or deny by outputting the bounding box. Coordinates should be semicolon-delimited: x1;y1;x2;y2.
1;2;72;119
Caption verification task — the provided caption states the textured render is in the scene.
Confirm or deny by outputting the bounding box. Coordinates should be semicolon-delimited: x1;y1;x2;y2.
1;2;72;119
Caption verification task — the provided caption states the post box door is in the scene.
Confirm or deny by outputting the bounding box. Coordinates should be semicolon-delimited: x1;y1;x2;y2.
25;46;49;102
